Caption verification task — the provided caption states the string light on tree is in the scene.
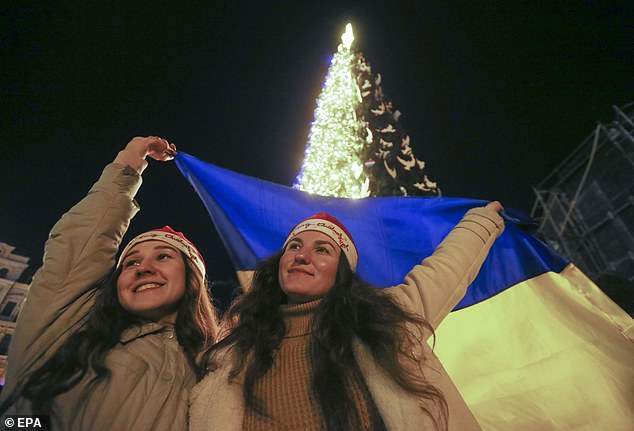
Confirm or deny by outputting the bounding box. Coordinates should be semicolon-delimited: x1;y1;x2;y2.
294;23;369;198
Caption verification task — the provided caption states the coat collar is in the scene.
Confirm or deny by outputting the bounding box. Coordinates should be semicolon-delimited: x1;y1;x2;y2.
120;322;171;344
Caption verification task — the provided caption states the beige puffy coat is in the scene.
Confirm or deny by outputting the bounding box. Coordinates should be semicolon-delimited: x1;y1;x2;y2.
1;163;194;431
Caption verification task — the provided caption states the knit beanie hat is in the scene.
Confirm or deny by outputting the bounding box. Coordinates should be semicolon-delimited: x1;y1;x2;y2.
283;212;358;271
117;226;206;278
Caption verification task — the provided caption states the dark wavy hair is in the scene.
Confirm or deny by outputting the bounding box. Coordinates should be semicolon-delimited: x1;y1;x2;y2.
1;253;219;415
204;250;448;431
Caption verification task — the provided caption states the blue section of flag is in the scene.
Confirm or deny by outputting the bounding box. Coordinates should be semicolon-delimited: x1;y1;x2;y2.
176;152;569;309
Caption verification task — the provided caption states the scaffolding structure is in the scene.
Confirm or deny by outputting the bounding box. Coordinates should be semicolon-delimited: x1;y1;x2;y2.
531;103;634;290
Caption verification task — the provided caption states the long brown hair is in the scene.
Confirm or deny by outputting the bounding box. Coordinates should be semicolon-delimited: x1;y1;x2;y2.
1;253;219;415
204;251;448;431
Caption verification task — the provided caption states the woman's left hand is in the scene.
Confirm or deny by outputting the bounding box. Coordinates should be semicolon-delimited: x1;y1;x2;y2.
485;201;504;213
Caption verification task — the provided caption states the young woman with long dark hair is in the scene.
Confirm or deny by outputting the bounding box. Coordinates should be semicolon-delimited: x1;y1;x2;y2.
0;136;219;430
191;203;504;431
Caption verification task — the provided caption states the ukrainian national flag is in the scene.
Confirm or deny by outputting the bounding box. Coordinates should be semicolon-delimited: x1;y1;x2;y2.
176;152;634;431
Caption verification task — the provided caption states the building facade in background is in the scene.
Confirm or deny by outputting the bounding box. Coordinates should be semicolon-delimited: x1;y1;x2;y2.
0;242;30;385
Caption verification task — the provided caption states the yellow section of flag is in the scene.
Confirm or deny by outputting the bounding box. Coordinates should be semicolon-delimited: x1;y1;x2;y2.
435;263;634;430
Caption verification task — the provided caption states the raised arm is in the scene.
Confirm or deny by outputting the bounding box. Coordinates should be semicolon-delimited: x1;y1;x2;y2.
388;202;505;330
2;136;175;398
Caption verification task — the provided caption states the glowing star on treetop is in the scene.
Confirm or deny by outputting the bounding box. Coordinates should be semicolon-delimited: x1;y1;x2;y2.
341;23;354;49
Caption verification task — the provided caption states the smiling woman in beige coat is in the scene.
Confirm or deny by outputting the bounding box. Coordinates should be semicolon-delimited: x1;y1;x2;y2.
0;137;219;431
191;203;504;431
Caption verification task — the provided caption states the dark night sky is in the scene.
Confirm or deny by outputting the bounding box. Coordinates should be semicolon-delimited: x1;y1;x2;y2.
1;1;633;283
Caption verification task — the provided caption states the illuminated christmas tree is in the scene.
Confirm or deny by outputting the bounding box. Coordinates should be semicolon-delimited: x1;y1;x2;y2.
354;52;440;197
295;23;439;198
294;24;369;198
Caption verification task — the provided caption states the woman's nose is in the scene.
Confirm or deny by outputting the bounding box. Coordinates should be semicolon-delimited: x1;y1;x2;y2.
294;250;310;263
135;260;155;275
